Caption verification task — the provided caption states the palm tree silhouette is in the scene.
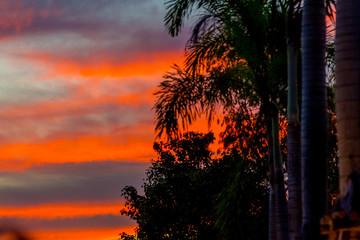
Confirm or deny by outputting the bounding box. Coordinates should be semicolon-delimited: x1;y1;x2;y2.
301;0;327;239
284;1;302;238
156;1;290;239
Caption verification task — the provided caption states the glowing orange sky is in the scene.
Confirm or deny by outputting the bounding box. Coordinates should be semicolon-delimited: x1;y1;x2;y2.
0;202;125;219
0;1;195;239
0;1;337;239
30;227;136;240
22;50;184;79
0;136;154;171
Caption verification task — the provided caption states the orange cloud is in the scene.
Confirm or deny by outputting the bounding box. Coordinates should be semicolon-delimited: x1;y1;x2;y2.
0;92;152;120
29;226;135;240
0;136;155;171
24;50;184;80
116;92;155;106
0;202;125;219
78;53;181;78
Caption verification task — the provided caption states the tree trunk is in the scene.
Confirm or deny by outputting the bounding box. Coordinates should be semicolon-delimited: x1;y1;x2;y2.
301;0;327;239
272;111;289;240
268;124;277;240
335;0;360;199
266;104;289;240
287;42;301;240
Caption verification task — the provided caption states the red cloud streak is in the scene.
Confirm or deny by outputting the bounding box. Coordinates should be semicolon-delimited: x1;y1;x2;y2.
0;136;155;171
0;202;125;219
29;227;136;240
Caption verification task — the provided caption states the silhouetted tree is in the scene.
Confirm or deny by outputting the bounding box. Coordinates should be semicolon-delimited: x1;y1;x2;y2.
157;1;335;239
215;150;269;240
157;1;289;238
120;132;269;240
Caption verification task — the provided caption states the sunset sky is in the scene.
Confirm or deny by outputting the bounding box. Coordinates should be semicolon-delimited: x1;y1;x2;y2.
0;1;191;239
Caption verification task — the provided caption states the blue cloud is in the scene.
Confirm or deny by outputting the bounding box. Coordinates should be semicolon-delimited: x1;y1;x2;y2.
0;161;149;206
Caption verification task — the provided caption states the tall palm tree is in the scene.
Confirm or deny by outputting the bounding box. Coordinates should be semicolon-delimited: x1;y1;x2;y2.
285;1;334;238
283;1;302;239
301;0;327;239
335;0;360;200
157;1;289;239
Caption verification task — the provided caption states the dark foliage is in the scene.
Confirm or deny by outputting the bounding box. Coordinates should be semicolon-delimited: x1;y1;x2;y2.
154;64;255;138
156;0;289;139
327;85;338;208
216;150;269;240
0;227;31;240
120;132;269;240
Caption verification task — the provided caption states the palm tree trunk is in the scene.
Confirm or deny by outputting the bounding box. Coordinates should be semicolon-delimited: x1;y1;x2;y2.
267;125;277;240
272;111;289;240
301;0;327;239
266;105;289;240
335;0;360;198
287;42;301;240
286;3;302;238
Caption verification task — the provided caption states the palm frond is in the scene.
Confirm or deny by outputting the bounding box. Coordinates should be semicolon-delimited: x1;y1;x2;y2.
325;0;336;21
164;0;219;37
185;30;230;74
165;0;195;36
325;41;335;84
186;0;274;74
189;13;215;44
154;65;204;138
154;62;257;139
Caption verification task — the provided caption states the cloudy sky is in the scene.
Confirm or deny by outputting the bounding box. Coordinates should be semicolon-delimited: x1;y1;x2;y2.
0;1;192;239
